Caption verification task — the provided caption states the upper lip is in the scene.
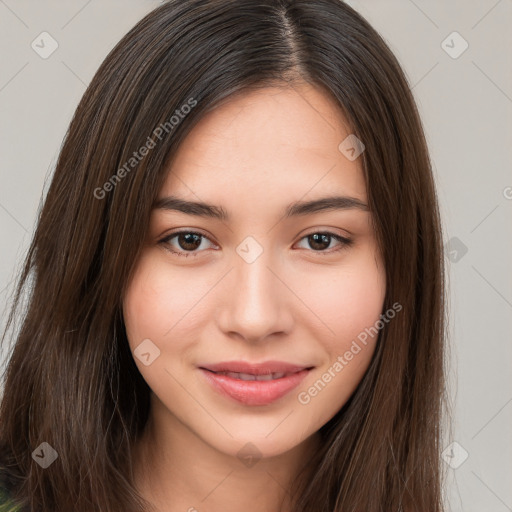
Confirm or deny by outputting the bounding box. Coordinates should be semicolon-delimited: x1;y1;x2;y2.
199;360;314;375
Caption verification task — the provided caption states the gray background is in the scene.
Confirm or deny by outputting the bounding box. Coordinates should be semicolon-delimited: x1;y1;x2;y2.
0;1;511;510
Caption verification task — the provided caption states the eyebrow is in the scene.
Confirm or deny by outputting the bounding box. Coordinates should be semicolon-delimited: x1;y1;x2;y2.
152;194;369;221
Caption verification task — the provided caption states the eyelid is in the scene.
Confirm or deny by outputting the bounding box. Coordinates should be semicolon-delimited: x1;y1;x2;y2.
295;230;353;255
158;228;353;257
300;226;352;239
158;229;218;257
162;227;213;241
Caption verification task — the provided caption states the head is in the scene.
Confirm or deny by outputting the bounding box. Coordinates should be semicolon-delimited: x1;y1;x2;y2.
0;1;446;511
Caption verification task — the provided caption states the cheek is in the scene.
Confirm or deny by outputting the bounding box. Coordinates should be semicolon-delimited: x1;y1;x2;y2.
299;249;386;349
123;255;186;351
122;254;208;395
294;251;386;425
123;263;161;347
335;268;385;344
122;253;218;358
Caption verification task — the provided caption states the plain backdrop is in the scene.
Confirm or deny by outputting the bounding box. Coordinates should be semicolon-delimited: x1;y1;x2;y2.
0;1;511;510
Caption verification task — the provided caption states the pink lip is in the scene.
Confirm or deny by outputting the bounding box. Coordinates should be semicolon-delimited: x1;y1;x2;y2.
198;361;314;406
199;360;312;375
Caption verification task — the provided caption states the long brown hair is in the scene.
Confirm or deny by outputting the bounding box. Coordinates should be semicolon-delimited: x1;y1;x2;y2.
0;1;448;510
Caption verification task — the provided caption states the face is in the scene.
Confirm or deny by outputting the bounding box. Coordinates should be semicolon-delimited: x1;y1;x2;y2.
123;83;386;461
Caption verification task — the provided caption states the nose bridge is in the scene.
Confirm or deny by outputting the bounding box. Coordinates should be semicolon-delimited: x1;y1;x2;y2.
217;241;291;341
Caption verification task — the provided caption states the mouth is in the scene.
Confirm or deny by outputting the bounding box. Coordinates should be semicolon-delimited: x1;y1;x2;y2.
198;361;315;406
201;369;302;381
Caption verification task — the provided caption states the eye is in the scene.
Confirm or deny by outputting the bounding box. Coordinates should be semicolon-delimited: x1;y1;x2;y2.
158;229;353;258
158;230;217;258
295;231;353;255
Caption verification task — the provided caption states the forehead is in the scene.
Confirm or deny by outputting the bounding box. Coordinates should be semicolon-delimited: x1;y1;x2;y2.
160;84;367;210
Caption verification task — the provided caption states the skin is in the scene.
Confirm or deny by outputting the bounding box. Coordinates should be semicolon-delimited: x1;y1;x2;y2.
123;82;386;512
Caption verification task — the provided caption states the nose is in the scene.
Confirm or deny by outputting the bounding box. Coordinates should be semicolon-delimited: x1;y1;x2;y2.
216;249;294;344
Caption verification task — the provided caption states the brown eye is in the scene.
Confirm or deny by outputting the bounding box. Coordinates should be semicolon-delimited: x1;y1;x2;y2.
296;232;353;254
159;231;215;258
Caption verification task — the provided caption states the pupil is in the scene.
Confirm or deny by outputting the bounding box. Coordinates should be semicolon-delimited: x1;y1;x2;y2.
309;233;330;251
179;233;201;250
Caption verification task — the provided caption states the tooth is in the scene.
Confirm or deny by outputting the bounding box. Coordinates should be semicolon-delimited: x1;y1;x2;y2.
216;371;288;381
255;374;274;381
238;372;258;381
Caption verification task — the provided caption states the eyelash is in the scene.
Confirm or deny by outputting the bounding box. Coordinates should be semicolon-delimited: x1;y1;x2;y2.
158;230;354;258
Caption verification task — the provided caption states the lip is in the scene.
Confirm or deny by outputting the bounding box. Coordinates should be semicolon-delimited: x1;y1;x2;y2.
198;361;314;406
199;360;312;375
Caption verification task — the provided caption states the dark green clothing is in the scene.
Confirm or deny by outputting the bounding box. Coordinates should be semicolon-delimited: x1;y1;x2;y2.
0;484;21;512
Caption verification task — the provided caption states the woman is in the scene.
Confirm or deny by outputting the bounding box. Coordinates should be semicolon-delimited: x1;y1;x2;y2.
0;0;448;510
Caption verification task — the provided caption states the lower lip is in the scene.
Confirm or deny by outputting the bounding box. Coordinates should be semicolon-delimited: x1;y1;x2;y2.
199;368;312;406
